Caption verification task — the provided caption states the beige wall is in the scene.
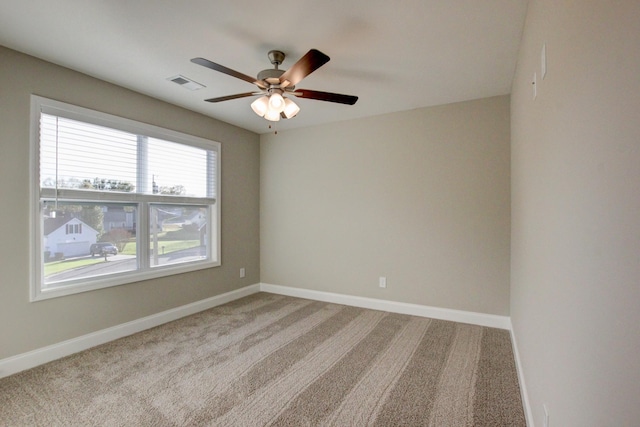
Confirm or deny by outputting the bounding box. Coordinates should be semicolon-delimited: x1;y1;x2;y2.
261;96;511;315
0;46;260;359
510;1;640;425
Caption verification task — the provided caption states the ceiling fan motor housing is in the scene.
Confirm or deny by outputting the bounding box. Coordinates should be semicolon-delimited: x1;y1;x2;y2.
257;68;285;85
258;50;288;86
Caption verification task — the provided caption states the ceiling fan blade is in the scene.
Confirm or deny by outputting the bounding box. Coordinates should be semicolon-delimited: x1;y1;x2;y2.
279;49;330;88
191;57;267;89
291;89;358;105
205;92;258;103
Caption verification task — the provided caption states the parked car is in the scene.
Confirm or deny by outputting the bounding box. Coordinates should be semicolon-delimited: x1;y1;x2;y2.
90;242;118;256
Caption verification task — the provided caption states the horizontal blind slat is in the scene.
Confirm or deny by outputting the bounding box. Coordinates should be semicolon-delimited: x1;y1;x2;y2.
40;114;215;199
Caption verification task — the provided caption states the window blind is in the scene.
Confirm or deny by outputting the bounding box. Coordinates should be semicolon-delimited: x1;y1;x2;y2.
39;113;215;198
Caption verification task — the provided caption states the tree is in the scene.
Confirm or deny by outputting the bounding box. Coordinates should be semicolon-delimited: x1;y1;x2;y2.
56;203;104;235
101;228;132;252
43;177;134;192
92;178;134;192
159;185;186;195
80;205;104;235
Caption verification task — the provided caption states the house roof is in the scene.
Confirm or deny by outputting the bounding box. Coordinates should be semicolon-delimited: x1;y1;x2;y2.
43;216;97;236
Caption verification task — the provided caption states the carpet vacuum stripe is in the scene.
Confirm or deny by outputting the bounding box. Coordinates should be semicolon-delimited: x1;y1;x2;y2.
0;293;526;426
323;316;432;426
428;323;483;426
271;313;411;425
209;308;385;426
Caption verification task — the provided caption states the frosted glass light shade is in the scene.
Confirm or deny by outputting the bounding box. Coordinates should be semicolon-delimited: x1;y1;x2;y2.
264;108;281;122
283;98;300;119
268;92;286;113
251;96;269;117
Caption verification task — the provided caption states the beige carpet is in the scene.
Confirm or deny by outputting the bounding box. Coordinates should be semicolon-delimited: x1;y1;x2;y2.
0;293;526;426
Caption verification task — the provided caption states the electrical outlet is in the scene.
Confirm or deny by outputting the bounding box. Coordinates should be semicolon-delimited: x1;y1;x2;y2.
240;268;245;278
379;277;387;288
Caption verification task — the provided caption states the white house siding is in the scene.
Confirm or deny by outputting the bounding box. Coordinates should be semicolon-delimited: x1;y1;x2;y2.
56;241;91;257
45;218;98;257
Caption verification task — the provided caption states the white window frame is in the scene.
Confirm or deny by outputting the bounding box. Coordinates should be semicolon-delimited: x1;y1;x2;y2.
30;95;221;301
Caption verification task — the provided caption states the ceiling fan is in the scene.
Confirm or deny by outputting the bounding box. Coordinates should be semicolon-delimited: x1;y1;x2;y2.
191;49;358;122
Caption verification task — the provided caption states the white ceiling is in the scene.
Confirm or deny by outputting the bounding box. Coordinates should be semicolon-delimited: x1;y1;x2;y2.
0;1;528;134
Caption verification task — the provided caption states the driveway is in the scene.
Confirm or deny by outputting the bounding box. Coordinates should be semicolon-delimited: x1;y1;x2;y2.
45;246;206;283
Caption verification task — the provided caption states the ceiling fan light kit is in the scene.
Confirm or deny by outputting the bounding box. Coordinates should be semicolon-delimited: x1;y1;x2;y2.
263;108;281;122
283;97;300;118
191;49;358;124
268;91;286;113
250;96;269;117
250;90;298;121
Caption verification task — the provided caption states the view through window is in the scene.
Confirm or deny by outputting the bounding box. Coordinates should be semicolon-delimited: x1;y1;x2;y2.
32;96;220;300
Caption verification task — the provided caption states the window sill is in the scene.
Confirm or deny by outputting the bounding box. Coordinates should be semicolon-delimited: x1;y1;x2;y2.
31;259;220;302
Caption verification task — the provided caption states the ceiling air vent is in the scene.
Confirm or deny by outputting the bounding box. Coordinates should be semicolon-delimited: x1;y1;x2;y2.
168;75;205;91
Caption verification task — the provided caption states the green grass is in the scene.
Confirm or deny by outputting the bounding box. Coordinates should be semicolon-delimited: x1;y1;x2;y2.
121;240;200;255
44;225;202;276
121;242;136;255
44;258;106;276
118;224;201;255
43;238;199;275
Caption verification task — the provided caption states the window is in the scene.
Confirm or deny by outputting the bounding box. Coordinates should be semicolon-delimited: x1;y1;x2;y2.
66;223;82;234
31;96;221;301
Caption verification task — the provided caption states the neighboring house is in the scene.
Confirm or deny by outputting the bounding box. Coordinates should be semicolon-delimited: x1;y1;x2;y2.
43;216;98;258
185;210;206;228
103;206;135;232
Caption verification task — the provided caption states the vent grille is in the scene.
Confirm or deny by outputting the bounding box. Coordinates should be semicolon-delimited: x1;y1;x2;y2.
167;75;205;91
171;76;190;85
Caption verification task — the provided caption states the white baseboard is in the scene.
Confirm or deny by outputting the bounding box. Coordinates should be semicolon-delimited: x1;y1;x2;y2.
259;283;511;330
510;321;534;427
0;283;261;379
1;283;515;382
